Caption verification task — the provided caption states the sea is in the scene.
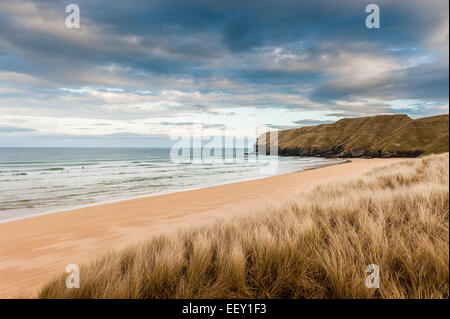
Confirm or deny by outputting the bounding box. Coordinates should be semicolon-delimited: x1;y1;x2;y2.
0;148;345;222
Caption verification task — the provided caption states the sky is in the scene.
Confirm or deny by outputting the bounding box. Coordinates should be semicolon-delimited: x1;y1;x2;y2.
0;0;448;147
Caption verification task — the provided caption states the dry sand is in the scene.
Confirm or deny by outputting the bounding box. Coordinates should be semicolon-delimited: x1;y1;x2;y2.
0;158;402;298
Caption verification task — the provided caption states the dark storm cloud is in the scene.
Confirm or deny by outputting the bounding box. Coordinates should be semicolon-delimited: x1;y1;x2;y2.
0;0;448;128
0;1;446;76
63;0;439;52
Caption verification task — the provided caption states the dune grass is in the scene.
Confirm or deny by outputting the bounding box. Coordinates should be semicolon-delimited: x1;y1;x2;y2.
39;154;449;299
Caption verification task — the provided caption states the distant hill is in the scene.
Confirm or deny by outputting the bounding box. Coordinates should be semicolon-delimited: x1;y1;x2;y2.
256;114;449;158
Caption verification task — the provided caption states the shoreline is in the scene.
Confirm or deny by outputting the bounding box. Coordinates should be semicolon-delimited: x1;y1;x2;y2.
0;158;348;224
0;158;402;298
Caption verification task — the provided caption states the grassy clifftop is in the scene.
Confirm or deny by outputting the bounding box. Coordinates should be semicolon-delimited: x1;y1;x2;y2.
256;114;449;158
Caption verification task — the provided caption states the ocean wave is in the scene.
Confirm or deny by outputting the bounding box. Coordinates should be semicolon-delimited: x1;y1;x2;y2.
0;161;46;165
0;150;343;221
98;176;174;185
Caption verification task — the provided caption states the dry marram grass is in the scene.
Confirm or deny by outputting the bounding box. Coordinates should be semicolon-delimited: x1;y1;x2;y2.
39;154;449;298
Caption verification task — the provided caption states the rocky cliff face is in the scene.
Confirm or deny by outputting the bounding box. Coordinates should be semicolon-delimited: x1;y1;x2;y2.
255;114;449;158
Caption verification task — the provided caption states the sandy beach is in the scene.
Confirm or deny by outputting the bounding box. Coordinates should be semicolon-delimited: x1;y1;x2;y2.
0;158;402;298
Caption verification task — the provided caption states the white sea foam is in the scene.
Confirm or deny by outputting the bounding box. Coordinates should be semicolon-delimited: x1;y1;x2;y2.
0;148;345;222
